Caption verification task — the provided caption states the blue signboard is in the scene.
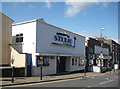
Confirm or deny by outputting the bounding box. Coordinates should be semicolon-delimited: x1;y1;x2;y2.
52;32;76;48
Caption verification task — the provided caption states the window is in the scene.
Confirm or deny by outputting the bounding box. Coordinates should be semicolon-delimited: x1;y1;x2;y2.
89;60;93;66
37;56;43;66
116;53;117;63
113;44;114;50
80;59;85;66
50;56;54;59
72;58;74;65
37;56;50;66
78;57;80;66
43;56;50;66
113;52;114;63
75;57;77;65
16;33;23;43
116;45;117;52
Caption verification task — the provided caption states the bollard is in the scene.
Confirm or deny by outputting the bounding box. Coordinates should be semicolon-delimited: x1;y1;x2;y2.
11;66;14;83
84;69;86;77
40;66;42;80
110;69;111;73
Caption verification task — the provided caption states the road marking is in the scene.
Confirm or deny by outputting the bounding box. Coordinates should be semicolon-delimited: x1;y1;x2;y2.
87;79;114;87
99;80;113;84
105;78;109;80
2;77;84;88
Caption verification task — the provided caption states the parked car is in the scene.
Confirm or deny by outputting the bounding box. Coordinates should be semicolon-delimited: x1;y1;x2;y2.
104;67;107;70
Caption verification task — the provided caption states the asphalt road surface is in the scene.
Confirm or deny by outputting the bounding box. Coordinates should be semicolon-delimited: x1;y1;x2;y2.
24;72;119;87
2;72;120;89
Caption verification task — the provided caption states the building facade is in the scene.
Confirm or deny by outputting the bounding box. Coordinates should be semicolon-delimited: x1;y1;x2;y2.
12;19;85;76
86;37;111;72
0;12;13;66
103;40;120;65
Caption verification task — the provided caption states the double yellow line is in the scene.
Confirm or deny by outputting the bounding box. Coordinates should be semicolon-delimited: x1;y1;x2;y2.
1;72;109;88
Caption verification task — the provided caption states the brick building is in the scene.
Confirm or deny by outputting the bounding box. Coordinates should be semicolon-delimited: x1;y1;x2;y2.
86;37;112;72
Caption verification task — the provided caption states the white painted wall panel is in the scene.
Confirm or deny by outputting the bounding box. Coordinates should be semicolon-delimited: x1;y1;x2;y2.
32;58;56;76
36;21;85;56
65;57;71;71
69;57;85;71
12;22;36;53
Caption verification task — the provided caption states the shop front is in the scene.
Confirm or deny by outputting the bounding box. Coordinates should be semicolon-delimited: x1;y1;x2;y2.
92;54;112;73
88;53;112;72
33;53;85;76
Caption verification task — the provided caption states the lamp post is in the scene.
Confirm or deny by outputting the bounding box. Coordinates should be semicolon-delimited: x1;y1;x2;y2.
84;58;86;77
40;66;42;80
100;41;104;73
100;28;104;38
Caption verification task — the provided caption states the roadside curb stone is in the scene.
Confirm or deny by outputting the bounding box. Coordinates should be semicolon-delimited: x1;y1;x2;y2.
1;69;118;87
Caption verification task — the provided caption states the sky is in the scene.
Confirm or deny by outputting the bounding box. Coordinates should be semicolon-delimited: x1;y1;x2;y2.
1;1;119;43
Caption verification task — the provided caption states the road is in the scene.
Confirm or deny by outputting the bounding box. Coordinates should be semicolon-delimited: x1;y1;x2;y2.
2;72;119;89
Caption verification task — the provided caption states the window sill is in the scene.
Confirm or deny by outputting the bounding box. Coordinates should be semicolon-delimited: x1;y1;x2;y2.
13;43;24;45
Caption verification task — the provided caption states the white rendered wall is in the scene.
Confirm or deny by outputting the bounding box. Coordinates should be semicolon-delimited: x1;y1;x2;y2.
32;57;57;76
36;21;85;57
65;57;71;71
12;21;36;66
69;57;85;71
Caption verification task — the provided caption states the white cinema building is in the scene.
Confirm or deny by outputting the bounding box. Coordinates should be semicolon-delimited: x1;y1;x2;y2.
12;18;85;76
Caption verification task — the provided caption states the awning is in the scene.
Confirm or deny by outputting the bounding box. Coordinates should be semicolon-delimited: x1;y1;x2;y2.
35;53;85;58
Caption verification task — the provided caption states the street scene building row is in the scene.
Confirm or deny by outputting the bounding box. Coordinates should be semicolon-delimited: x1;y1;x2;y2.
0;12;120;77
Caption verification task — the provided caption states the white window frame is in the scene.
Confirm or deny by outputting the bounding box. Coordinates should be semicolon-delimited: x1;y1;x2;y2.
16;33;23;43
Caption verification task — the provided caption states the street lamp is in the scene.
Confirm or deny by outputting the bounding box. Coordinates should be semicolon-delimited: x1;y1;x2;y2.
100;41;104;73
100;28;105;38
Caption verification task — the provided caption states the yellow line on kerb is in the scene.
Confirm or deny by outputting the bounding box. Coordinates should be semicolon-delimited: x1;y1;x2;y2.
2;77;84;88
2;73;107;88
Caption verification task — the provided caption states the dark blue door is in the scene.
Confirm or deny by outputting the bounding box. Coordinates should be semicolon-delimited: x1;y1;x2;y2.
27;54;32;76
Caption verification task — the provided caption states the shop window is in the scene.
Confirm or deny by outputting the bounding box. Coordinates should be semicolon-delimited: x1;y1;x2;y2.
79;59;85;66
75;57;77;65
50;56;54;59
37;56;43;66
16;33;23;43
43;56;50;66
89;60;93;66
78;57;80;66
37;56;50;66
72;58;74;65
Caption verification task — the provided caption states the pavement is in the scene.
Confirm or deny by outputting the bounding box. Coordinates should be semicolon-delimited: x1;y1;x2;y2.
0;69;118;87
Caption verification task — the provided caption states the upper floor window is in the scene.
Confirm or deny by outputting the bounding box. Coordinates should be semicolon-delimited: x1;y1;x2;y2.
75;57;77;65
16;33;23;43
113;44;114;50
72;58;74;66
116;45;117;51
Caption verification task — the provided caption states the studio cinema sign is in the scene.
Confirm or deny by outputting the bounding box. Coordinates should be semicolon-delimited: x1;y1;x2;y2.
51;32;76;48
